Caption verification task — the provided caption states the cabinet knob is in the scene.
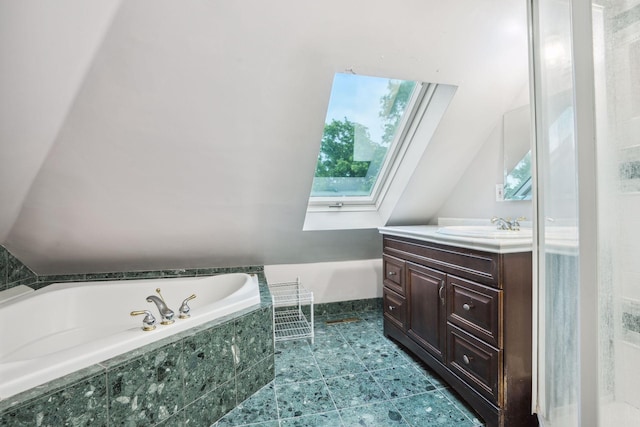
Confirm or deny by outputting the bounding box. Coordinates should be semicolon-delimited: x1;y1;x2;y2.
388;305;395;311
462;303;474;311
463;354;472;365
388;271;397;276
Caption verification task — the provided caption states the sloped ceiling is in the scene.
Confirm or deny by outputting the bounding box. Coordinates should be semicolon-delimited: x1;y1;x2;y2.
0;0;529;274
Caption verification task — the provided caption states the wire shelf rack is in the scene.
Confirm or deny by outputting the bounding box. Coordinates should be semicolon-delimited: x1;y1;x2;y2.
268;278;314;344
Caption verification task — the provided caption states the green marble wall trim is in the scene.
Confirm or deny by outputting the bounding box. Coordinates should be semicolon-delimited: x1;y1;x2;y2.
0;246;37;292
0;258;264;293
35;265;265;290
0;271;274;427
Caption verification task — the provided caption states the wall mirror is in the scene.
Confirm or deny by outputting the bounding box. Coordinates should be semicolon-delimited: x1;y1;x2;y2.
503;104;532;200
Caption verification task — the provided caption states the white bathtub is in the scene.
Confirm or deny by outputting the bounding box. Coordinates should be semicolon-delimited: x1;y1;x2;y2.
0;273;261;401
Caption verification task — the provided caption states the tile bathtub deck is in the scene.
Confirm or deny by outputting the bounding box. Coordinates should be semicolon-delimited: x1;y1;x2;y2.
213;310;484;427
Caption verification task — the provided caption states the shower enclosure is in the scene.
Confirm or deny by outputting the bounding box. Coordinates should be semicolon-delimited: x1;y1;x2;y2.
531;0;640;425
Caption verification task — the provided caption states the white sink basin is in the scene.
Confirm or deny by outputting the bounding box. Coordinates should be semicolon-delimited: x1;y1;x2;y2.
436;225;532;239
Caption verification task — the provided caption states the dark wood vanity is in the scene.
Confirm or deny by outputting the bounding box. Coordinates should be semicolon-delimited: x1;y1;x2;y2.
380;229;534;427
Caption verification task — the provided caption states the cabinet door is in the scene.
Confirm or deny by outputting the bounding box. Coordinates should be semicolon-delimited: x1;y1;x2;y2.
406;262;447;362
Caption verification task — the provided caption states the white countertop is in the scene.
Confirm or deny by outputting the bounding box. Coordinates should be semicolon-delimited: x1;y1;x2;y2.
378;225;533;254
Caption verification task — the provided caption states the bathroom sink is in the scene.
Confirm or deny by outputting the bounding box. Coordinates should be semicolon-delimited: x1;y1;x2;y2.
436;225;532;239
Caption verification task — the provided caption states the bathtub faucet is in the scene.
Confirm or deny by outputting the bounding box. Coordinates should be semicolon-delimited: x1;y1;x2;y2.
146;288;175;325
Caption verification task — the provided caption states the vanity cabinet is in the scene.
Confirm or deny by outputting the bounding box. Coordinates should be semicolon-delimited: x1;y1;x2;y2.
381;234;534;427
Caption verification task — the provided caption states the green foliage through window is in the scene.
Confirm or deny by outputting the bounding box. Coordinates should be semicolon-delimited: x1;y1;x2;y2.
311;74;418;197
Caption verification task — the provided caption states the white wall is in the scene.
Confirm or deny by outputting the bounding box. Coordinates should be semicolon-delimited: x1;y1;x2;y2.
0;0;121;243
434;88;533;222
0;1;530;275
265;259;382;304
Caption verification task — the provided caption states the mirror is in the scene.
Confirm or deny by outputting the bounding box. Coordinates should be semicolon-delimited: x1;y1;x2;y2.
503;104;532;200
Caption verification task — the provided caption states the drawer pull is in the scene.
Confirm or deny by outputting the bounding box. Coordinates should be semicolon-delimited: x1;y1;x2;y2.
388;271;397;276
462;303;474;311
388;305;395;311
463;354;472;365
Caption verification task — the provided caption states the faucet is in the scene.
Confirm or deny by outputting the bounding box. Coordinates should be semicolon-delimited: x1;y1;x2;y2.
146;288;175;325
491;216;526;231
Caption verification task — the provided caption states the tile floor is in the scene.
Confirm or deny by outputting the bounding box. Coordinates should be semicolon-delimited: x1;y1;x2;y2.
213;310;484;427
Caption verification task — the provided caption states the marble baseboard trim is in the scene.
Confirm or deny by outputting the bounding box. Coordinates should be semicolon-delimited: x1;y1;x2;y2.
313;298;383;318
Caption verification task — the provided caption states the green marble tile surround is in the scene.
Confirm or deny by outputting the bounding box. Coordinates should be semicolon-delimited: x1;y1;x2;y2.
0;258;385;427
0;268;274;427
0;246;37;292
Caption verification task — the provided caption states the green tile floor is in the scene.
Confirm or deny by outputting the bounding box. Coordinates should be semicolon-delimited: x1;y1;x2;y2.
213;310;484;427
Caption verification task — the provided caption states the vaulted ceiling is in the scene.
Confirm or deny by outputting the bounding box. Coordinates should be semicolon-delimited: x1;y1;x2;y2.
0;0;529;274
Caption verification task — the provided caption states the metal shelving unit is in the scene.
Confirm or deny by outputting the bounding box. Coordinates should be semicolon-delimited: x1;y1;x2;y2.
268;278;314;344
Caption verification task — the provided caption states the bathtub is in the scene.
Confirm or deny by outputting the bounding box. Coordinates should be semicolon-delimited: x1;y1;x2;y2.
0;273;261;401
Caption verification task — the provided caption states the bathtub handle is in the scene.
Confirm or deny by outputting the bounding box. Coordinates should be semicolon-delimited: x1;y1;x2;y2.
179;294;197;319
130;310;157;331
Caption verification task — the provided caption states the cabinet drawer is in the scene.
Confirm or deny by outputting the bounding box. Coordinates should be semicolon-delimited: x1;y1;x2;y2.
447;275;501;347
383;254;405;295
383;287;407;330
448;324;501;404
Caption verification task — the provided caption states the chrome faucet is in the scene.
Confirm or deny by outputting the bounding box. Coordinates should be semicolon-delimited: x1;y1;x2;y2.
491;216;526;231
146;288;175;325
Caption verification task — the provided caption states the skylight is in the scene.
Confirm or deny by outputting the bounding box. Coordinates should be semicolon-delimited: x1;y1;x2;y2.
310;73;419;199
304;73;457;231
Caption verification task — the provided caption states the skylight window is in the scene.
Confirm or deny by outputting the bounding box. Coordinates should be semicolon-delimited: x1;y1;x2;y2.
304;73;457;230
310;74;419;199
